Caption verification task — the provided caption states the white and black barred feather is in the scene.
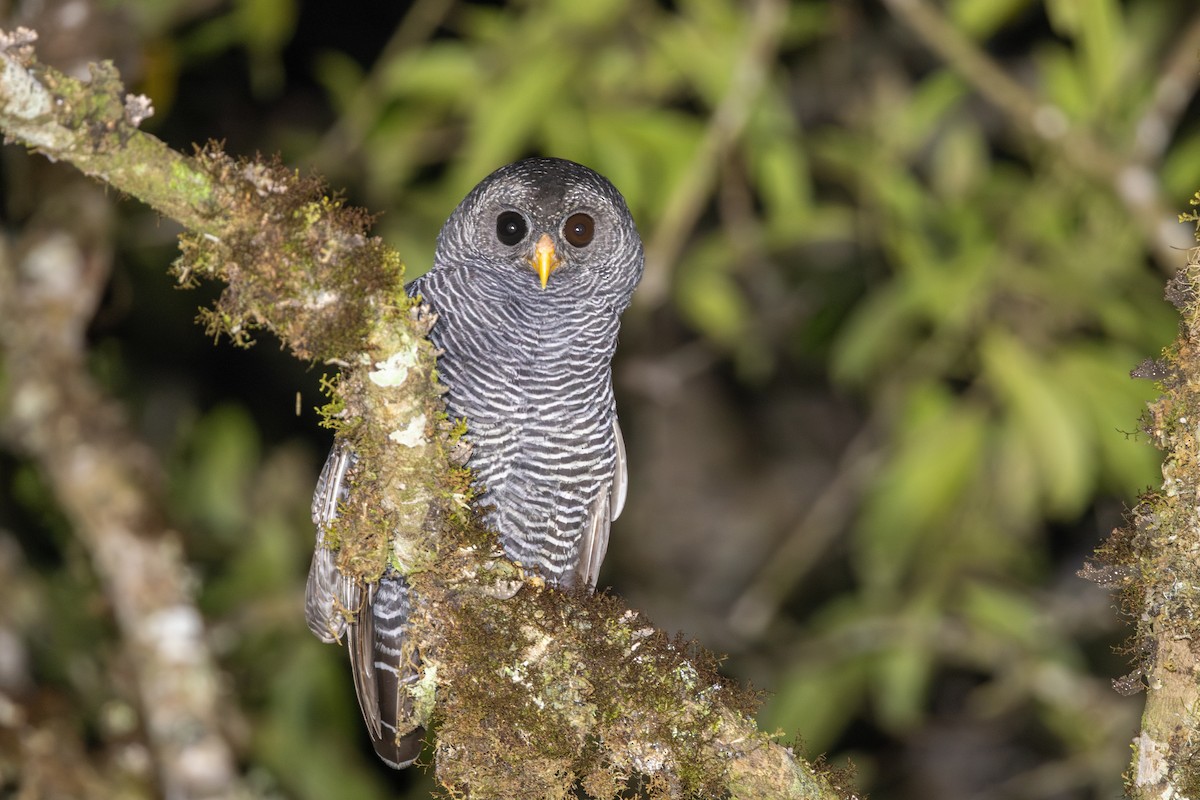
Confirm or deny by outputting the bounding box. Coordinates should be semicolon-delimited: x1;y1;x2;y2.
306;444;423;768
305;157;643;769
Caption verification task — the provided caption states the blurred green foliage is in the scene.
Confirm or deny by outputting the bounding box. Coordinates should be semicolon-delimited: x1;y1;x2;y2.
4;0;1198;798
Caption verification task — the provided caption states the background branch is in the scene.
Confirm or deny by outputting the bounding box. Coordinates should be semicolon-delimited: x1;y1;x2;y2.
0;164;248;798
1131;10;1200;163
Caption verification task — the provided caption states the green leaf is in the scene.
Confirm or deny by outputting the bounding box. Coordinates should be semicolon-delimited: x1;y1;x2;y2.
830;283;919;386
1048;0;1125;103
981;333;1094;517
1162;133;1200;201
236;0;297;54
951;0;1038;37
674;234;747;349
881;70;968;157
748;96;813;227
764;656;869;755
855;386;988;591
311;51;364;116
1056;345;1161;492
871;606;936;732
173;404;261;541
929;119;987;200
961;581;1047;650
1037;44;1092;121
1079;0;1125;101
380;44;480;105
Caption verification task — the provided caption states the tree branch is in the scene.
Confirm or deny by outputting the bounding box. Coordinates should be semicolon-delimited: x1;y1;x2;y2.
0;151;250;799
0;27;854;799
1082;217;1200;797
1131;9;1200;164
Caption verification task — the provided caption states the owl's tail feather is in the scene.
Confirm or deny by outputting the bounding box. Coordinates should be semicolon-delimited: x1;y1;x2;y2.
349;575;425;769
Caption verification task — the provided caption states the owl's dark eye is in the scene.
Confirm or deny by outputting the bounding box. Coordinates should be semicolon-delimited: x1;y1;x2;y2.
563;213;595;248
496;211;528;246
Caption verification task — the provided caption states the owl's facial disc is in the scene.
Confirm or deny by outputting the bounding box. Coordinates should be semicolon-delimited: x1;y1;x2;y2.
529;233;561;289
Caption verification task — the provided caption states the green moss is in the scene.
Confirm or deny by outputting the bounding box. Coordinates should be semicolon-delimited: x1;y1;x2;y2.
165;143;411;364
159;159;216;213
446;415;469;443
422;573;763;798
1087;252;1200;650
315;374;345;431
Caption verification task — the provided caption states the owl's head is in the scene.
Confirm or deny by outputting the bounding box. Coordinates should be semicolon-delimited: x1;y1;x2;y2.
435;157;644;307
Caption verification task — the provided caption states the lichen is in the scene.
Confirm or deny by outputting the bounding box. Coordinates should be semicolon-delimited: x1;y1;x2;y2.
369;347;418;388
169;143;405;363
421;574;761;799
1085;221;1200;797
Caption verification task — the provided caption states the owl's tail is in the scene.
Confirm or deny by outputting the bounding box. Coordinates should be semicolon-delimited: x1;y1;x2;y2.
349;575;424;768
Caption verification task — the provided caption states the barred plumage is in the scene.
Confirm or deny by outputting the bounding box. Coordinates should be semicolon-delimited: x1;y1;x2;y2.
306;158;643;768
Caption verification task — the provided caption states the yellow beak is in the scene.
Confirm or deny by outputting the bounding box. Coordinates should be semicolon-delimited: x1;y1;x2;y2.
529;233;561;289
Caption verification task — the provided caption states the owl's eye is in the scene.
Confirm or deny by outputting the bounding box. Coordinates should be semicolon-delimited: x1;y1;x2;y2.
496;211;528;246
563;213;595;248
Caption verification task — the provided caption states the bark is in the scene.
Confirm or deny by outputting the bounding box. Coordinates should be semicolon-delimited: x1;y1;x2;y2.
1083;241;1200;797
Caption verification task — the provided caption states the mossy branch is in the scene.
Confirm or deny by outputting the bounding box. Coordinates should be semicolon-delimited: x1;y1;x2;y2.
1083;200;1200;798
0;28;854;799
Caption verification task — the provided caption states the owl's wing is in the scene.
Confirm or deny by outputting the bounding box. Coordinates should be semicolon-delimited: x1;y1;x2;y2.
307;443;423;768
346;581;381;735
573;416;627;590
611;416;628;520
306;443;360;643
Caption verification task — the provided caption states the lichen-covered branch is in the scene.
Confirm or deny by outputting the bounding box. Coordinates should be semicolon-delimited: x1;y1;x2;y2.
0;29;853;799
1082;206;1200;797
416;586;851;798
0;177;249;797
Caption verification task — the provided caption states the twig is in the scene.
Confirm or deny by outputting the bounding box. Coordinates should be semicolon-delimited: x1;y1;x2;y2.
727;428;882;640
1132;10;1200;164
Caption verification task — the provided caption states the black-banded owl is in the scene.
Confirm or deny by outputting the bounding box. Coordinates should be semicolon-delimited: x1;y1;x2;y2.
306;158;643;767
